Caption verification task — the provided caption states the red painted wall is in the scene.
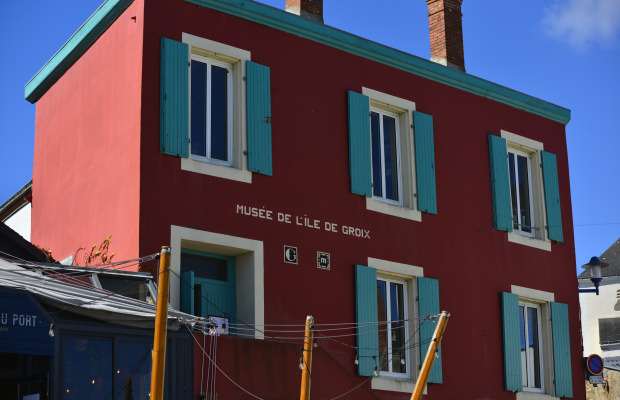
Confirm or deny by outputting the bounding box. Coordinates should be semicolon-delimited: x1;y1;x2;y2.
32;0;145;263
133;1;582;399
30;0;583;398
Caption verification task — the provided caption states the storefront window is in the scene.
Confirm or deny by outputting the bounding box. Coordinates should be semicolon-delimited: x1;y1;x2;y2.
117;342;152;400
64;338;112;399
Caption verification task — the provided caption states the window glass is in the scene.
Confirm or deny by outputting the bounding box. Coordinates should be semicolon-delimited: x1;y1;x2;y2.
377;278;407;376
98;277;151;302
117;342;152;400
508;150;533;235
64;338;112;399
519;303;543;391
190;57;232;165
191;60;207;157
181;252;228;282
370;110;401;203
210;65;229;162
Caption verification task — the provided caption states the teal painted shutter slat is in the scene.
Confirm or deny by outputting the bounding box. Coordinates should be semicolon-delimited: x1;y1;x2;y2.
501;292;523;392
180;270;195;315
246;60;272;176
417;277;442;383
355;264;379;376
348;91;372;197
160;38;189;157
541;151;563;242
488;135;513;231
551;302;572;398
413;111;437;214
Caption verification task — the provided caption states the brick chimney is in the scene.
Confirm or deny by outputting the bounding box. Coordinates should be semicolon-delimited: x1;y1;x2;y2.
286;0;324;24
426;0;465;72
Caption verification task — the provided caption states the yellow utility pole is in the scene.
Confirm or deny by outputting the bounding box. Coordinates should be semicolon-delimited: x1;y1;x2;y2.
299;315;314;400
150;246;171;400
410;311;450;400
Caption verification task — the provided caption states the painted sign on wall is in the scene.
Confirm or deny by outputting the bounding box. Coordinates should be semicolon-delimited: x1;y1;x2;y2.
0;290;53;355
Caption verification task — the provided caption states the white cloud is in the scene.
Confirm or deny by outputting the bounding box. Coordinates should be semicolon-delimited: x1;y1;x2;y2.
543;0;620;48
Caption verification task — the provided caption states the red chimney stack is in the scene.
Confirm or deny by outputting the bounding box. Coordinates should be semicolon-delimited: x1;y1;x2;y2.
426;0;465;72
286;0;324;24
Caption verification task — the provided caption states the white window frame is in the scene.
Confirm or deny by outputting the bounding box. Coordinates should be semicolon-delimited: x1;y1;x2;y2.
189;55;234;167
511;285;558;400
170;225;264;339
370;108;403;206
181;33;252;184
363;88;421;222
519;301;545;393
507;147;536;238
501;130;551;252
368;257;424;393
376;276;409;378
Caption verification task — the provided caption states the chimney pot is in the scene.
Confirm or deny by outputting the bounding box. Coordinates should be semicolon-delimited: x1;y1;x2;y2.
426;0;465;72
286;0;324;24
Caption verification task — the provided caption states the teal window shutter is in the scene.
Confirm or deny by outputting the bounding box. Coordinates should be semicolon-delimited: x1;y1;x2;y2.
413;111;437;214
355;264;379;376
501;292;523;392
488;135;513;231
246;60;272;176
417;277;442;383
551;302;572;398
160;38;189;157
180;270;195;315
348;91;372;197
541;151;563;242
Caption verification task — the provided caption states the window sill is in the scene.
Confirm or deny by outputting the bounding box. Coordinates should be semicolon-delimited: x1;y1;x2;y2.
516;392;558;400
371;377;419;393
366;198;421;221
507;232;551;252
181;158;252;183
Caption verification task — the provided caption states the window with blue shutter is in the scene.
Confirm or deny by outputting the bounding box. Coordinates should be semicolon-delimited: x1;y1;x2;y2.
348;90;437;217
551;302;572;398
355;264;379;376
246;60;272;176
413;111;437;214
488;133;564;244
502;291;573;397
160;38;189;157
417;277;442;383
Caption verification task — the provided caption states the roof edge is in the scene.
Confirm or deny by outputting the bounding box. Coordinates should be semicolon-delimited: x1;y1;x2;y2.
24;0;571;124
24;0;134;103
185;0;571;125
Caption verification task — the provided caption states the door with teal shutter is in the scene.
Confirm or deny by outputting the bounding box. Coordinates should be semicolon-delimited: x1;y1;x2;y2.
413;111;437;214
348;91;372;197
488;135;513;231
551;302;572;398
355;264;379;376
180;250;236;328
417;277;442;383
246;60;272;176
541;151;563;242
501;292;523;392
160;38;189;157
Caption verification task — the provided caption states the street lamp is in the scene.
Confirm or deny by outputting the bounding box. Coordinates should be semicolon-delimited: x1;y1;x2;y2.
579;256;609;296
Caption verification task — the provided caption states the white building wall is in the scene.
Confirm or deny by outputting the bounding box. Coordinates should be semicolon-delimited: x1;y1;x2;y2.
3;203;31;241
579;276;620;358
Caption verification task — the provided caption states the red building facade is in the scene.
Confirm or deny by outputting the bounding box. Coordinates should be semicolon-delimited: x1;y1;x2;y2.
26;0;583;398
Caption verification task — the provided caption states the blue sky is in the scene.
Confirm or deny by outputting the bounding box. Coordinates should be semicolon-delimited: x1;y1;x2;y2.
1;0;619;274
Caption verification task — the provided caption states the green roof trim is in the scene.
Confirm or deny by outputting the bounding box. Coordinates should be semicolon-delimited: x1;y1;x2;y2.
24;0;134;103
24;0;571;125
185;0;571;125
